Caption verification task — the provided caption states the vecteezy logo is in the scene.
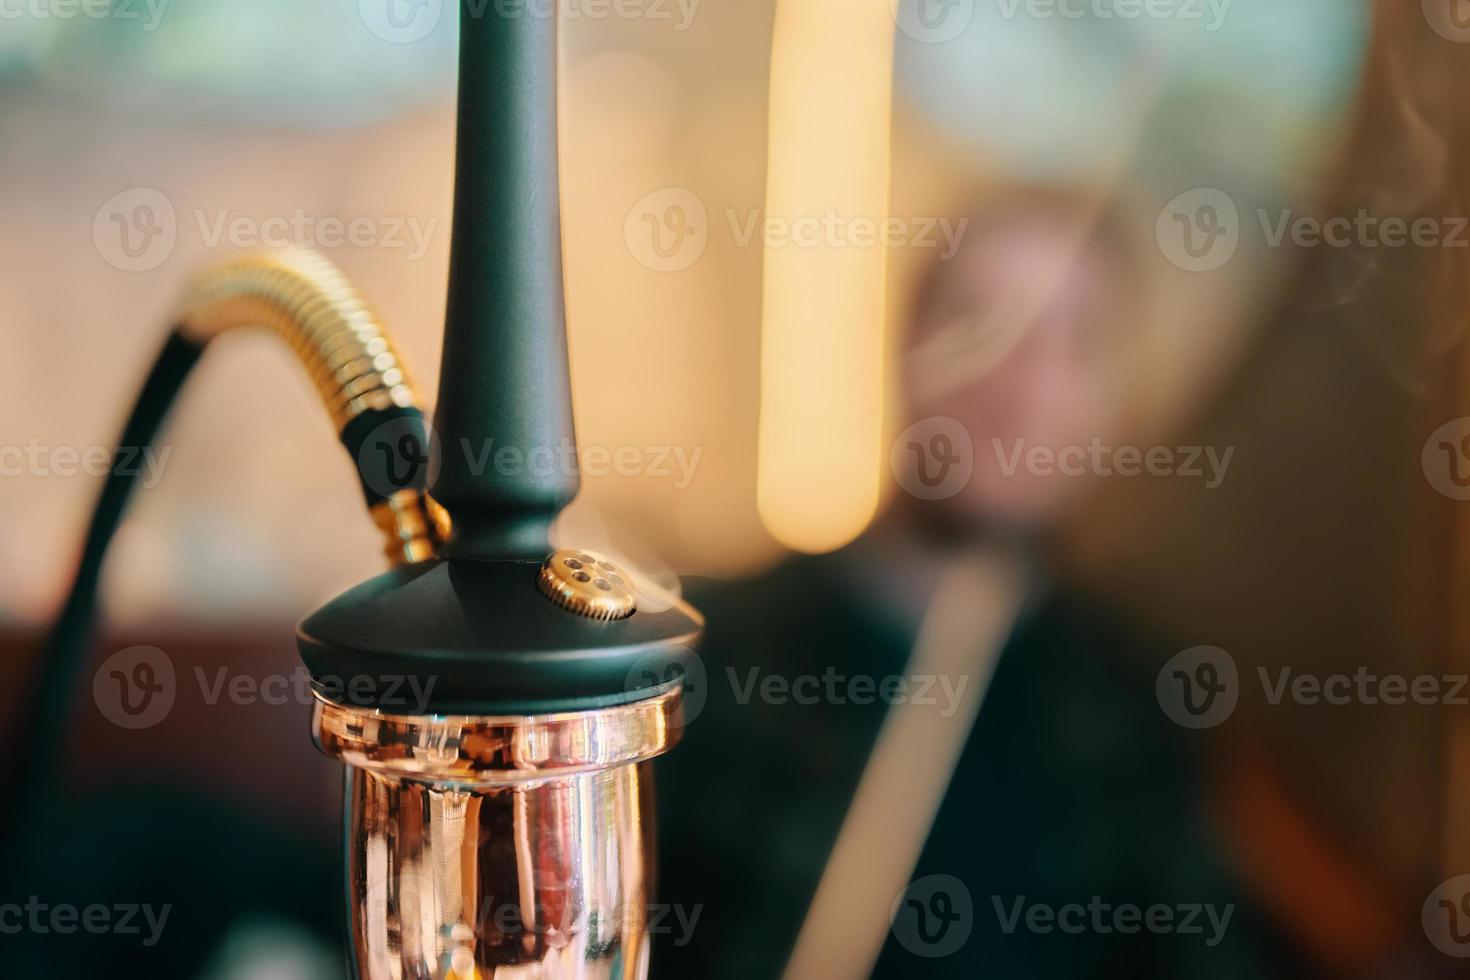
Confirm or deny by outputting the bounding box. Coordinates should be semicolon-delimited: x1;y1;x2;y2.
624;188;709;273
1424;876;1470;957
891;875;973;958
624;649;709;726
365;867;438;941
93;646;176;730
891;0;975;44
1156;189;1240;273
1423;418;1470;501
356;415;442;501
890;417;975;501
93;188;177;273
1424;0;1470;42
359;0;444;43
1156;646;1238;730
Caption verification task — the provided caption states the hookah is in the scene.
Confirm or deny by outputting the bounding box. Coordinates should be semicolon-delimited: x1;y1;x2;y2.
23;3;700;977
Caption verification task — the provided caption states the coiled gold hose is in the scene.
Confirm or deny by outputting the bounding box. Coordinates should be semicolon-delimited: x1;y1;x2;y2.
175;247;448;565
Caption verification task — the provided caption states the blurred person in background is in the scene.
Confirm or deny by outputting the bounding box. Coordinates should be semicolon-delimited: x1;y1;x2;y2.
658;188;1281;979
658;2;1470;978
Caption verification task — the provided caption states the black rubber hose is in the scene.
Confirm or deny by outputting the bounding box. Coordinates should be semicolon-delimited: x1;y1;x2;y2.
8;329;205;834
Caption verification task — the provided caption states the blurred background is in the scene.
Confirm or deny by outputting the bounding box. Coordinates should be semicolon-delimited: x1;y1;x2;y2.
4;0;1470;976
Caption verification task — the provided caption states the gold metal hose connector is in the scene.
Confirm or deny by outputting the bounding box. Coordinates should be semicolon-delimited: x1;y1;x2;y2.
175;247;448;565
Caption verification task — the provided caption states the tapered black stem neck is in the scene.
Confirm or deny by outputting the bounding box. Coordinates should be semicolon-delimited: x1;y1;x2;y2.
433;2;577;560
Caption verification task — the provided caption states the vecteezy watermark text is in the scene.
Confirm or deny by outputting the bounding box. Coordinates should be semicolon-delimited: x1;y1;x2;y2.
1157;188;1470;273
458;439;702;488
724;210;969;258
727;667;971;719
467;0;700;27
992;896;1234;947
0;0;169;30
1259;667;1470;708
1157;646;1470;730
357;421;706;501
0;898;170;947
992;438;1234;489
195;665;438;713
358;0;701;44
996;0;1230;30
467;898;702;947
0;441;170;487
193;209;437;260
621;653;969;729
624;188;970;273
888;419;1236;502
93;646;439;730
92;188;439;273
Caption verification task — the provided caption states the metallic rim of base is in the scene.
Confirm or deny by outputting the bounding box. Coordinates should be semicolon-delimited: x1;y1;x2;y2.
312;684;683;784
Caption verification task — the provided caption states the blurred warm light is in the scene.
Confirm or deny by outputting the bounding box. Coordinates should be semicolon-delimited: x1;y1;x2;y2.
756;0;894;555
559;37;783;581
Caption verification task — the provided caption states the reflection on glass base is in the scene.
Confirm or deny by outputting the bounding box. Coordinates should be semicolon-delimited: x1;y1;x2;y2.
314;689;682;980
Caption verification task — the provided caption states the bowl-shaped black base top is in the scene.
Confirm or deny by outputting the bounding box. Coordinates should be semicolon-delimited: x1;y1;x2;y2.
297;558;702;716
